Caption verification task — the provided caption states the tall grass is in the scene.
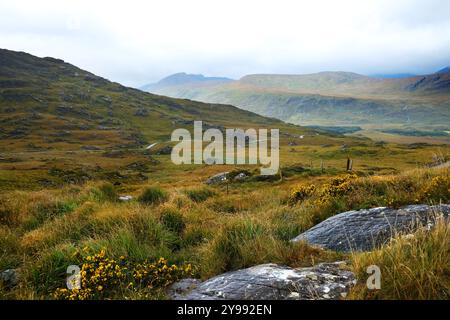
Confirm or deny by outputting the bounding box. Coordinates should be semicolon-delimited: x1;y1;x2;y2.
0;168;448;299
138;187;168;205
185;187;215;203
349;217;450;300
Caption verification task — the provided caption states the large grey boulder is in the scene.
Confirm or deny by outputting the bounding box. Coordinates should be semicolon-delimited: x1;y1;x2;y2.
292;204;450;252
170;262;355;300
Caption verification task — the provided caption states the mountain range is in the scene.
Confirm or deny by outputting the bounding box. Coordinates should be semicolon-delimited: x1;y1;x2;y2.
141;69;450;137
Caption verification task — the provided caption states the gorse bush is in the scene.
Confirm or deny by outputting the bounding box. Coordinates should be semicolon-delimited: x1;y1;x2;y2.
54;249;193;300
419;174;450;203
290;185;316;203
138;187;168;205
132;257;193;289
54;249;126;300
289;172;450;212
318;173;358;199
289;174;357;206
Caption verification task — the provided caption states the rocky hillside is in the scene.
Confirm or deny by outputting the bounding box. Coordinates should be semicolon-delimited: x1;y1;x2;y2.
0;49;310;153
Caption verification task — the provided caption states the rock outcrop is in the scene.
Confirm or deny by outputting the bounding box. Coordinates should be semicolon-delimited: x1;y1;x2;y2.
292;204;450;252
205;172;229;185
169;262;355;300
155;146;172;155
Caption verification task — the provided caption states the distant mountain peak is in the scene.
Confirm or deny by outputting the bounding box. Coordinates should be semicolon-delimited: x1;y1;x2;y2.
141;72;233;92
436;66;450;74
157;72;232;85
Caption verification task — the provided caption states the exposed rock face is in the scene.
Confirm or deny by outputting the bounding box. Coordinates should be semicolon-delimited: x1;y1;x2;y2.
205;172;229;185
170;262;355;300
292;204;450;252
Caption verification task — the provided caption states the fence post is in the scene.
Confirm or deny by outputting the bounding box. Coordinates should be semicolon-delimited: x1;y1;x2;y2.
347;157;353;171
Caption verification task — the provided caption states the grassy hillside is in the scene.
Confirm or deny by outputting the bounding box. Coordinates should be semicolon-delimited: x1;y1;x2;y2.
0;49;305;151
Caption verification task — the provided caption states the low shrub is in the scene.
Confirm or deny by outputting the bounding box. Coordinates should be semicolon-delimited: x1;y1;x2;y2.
419;174;450;203
290;185;316;203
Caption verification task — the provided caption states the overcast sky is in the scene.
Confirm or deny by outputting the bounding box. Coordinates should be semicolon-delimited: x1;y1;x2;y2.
1;0;450;87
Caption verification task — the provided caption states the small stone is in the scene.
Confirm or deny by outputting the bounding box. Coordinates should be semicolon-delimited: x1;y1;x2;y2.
119;195;133;202
0;269;18;289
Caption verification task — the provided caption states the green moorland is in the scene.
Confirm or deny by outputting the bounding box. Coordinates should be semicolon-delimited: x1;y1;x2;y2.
0;49;449;300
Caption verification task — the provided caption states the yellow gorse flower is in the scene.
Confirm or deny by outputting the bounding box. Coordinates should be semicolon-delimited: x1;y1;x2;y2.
54;249;194;300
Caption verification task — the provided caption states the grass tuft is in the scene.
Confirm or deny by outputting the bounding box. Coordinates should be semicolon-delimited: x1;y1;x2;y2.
138;187;168;206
